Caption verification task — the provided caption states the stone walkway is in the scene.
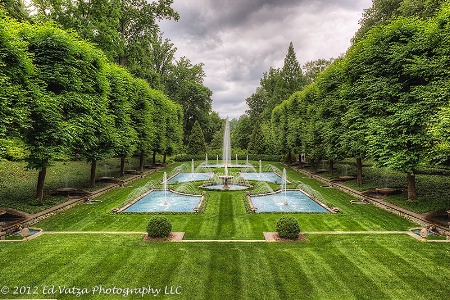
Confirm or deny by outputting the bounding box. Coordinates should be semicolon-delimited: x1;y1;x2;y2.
37;230;450;243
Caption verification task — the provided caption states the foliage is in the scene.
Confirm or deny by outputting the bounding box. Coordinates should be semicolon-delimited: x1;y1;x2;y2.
146;216;172;237
187;120;207;155
276;216;301;239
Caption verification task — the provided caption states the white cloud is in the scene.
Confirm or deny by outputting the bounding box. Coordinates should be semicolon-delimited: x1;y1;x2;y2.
159;0;372;119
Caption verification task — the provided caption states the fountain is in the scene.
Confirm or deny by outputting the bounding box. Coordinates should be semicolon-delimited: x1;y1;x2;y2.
218;165;234;190
191;159;195;173
259;160;262;174
223;117;231;166
205;154;208;166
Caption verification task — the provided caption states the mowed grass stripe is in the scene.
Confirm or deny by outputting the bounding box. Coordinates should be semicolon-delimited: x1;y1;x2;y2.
333;235;415;299
169;244;212;299
264;245;315;299
312;237;388;299
372;239;450;299
297;247;357;299
238;245;280;299
217;192;236;238
205;243;242;299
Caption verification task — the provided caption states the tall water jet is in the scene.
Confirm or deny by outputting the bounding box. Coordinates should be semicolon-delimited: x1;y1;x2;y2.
236;154;238;165
217;155;219;165
259;160;262;174
191;159;194;173
205;153;208;166
223;117;231;166
246;155;249;165
163;172;168;205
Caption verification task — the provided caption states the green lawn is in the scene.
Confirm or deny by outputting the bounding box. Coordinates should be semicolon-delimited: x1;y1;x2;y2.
35;163;416;238
0;234;448;300
1;162;449;300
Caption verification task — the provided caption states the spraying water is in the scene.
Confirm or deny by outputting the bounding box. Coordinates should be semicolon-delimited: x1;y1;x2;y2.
205;153;208;165
223;117;231;166
259;160;262;174
191;159;194;173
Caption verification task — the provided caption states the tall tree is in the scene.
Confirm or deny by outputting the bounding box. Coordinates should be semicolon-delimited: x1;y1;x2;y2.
187;120;206;155
30;0;179;66
165;57;212;144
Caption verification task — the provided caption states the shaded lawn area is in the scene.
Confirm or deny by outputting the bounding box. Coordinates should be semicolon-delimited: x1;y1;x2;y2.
34;165;416;239
0;234;448;300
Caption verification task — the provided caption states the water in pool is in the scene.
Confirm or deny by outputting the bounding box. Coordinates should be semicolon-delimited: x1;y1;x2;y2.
240;172;282;183
167;172;213;183
123;191;201;212
251;190;329;213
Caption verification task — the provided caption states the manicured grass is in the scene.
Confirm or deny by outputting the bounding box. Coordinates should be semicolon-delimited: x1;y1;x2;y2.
2;162;449;300
319;161;450;213
35;163;416;238
0;158;143;213
0;234;448;300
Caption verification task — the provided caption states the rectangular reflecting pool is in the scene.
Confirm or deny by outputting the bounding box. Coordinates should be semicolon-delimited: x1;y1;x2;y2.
250;190;329;213
122;191;202;213
167;172;213;183
240;172;282;183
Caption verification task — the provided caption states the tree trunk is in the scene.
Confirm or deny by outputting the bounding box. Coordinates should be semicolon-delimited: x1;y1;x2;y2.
152;150;157;165
329;160;334;175
163;153;167;164
407;173;417;200
119;55;125;67
287;151;292;164
36;160;48;203
90;159;97;187
139;151;144;171
120;157;125;176
356;157;363;186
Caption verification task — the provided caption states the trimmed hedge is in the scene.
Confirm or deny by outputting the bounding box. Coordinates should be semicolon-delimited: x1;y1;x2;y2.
276;216;300;239
146;216;172;238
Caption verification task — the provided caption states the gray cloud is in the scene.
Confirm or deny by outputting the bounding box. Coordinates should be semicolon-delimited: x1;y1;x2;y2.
159;0;372;119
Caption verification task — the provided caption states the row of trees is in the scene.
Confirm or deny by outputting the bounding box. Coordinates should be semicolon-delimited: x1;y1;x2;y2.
0;12;183;201
271;2;450;200
22;0;216;144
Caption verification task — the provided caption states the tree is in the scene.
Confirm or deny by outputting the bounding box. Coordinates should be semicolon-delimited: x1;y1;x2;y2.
187;120;206;155
1;0;29;21
23;23;113;200
30;0;179;67
248;122;266;155
231;115;252;151
0;12;31;157
302;58;334;84
105;64;138;176
165;57;212;143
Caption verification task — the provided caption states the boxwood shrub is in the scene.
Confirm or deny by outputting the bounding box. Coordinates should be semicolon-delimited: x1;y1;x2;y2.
146;216;172;238
276;216;300;239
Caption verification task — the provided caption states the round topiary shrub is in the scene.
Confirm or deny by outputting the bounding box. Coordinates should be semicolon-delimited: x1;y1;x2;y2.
146;216;172;238
276;216;300;239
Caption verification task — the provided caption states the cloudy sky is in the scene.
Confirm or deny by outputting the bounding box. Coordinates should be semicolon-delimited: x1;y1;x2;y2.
159;0;373;119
